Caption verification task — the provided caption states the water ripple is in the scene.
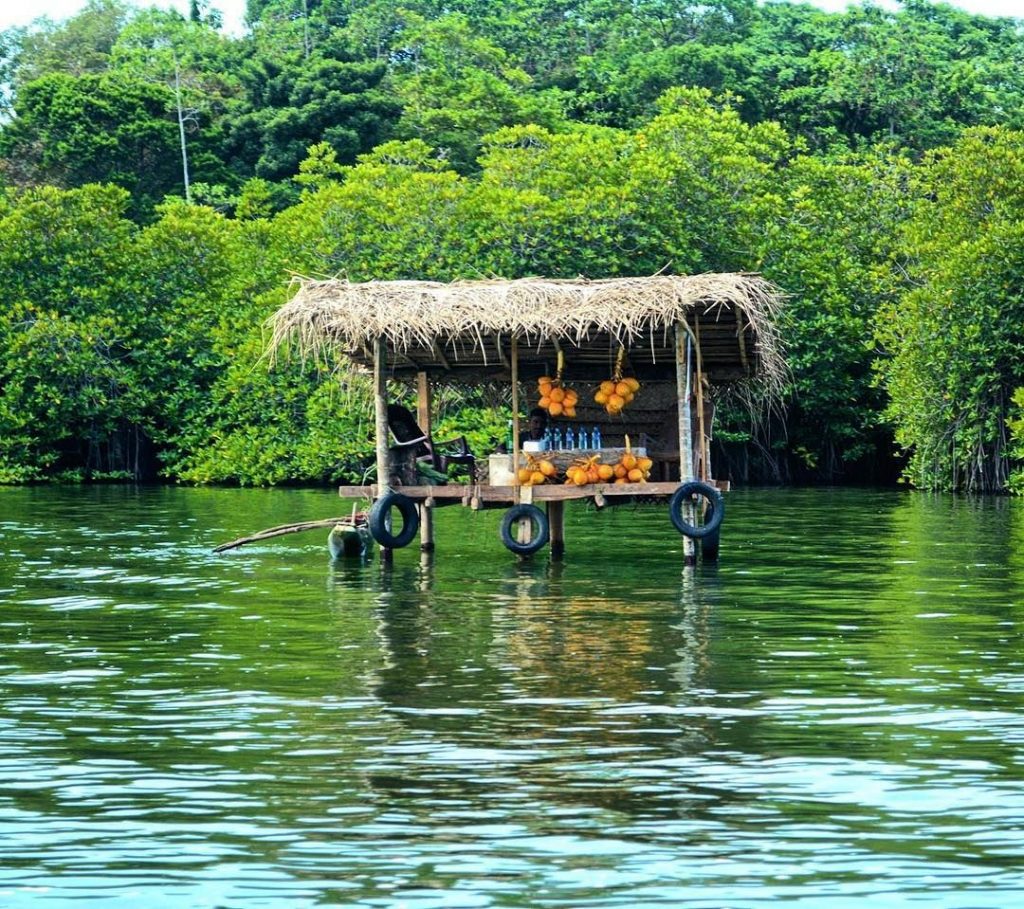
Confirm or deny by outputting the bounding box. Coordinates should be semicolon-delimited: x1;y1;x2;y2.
1;487;1023;907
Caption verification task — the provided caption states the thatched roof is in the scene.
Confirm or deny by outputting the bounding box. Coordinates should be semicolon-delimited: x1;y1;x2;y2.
269;274;785;389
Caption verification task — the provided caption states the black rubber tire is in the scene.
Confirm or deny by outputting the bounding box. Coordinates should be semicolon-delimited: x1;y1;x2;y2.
500;504;549;556
368;491;420;549
669;481;725;540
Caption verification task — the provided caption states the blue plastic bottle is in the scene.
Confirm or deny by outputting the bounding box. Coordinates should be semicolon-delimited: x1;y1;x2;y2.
565;427;575;450
553;427;563;450
593;425;602;449
578;427;589;450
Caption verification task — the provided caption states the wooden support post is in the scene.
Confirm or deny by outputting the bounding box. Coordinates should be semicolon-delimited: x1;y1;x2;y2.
675;322;697;567
517;516;532;546
693;315;708;482
418;503;434;553
515;482;533;550
373;337;393;564
548;500;565;559
511;335;521;505
416;371;432;436
415;371;435;553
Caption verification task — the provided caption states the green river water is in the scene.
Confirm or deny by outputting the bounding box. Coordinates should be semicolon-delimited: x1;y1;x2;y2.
1;485;1023;908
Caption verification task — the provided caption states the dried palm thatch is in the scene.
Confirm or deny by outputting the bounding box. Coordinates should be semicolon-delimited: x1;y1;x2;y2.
269;274;786;394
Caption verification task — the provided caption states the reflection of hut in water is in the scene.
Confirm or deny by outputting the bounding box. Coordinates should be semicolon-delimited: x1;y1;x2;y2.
359;563;728;822
366;563;716;736
489;569;716;708
270;275;785;565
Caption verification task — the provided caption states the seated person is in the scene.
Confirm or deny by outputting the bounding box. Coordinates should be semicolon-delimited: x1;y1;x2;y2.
526;407;548;444
497;407;549;452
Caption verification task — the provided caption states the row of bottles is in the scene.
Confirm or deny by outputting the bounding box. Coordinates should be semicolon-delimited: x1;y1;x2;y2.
545;425;602;450
504;420;605;451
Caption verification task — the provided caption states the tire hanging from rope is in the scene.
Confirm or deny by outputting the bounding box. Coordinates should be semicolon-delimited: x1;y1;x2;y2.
500;503;549;556
669;481;724;540
369;491;420;549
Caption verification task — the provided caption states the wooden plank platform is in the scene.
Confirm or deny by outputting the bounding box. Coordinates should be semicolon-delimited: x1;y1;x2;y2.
338;479;728;504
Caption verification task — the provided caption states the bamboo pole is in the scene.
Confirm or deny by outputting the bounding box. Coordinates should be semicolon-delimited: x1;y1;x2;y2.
416;371;432;434
676;323;695;481
416;370;435;553
675;321;696;566
213;516;366;553
510;334;535;549
511;335;521;506
374;337;393;563
374;338;391;490
693;316;708;482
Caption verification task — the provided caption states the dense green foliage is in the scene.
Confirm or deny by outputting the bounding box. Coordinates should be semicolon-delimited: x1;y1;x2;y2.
1;0;1023;490
1007;389;1024;494
876;127;1024;492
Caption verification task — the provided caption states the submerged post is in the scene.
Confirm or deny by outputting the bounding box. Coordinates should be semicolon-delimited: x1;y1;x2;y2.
675;322;697;567
374;337;393;563
548;500;565;559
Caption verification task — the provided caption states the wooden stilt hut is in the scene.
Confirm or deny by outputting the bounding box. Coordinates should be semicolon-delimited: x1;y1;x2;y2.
269;274;785;565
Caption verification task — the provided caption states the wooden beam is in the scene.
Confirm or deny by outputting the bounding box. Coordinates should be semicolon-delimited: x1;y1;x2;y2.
488;481;690;500
339;480;725;504
431;339;451;371
339;485;374;498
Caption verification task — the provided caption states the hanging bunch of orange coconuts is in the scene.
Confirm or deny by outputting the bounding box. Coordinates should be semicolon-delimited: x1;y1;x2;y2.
536;349;579;419
594;346;641;416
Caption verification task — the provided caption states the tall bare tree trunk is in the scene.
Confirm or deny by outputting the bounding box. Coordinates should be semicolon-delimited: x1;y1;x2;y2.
174;57;191;204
